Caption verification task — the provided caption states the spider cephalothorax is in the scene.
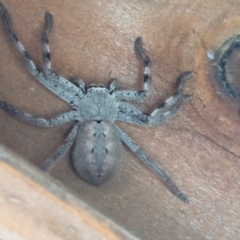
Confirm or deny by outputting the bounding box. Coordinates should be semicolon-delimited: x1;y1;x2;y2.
0;3;193;202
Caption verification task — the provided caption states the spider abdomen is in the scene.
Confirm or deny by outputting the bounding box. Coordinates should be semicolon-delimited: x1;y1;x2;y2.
72;121;122;185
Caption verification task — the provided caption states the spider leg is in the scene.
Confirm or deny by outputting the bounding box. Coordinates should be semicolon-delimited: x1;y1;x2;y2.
71;78;86;93
117;97;189;126
117;102;148;125
116;125;189;203
0;101;78;127
41;123;80;170
0;3;83;106
117;111;147;126
176;71;194;93
148;95;191;125
117;72;193;126
109;79;118;93
148;72;193;125
115;37;152;101
42;12;53;75
0;3;38;76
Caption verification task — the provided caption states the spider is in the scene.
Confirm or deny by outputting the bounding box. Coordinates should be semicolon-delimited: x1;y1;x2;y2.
0;3;193;203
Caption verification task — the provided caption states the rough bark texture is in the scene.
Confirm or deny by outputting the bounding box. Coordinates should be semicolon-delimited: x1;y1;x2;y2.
0;1;240;239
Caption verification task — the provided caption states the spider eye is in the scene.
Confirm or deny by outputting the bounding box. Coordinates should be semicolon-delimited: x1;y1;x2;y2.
88;84;106;88
88;84;108;92
88;84;97;88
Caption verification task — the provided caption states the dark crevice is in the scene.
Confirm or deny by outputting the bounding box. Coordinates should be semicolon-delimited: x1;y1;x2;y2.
195;130;240;159
214;35;240;100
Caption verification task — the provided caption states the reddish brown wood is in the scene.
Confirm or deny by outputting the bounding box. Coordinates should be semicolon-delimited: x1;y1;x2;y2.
0;145;137;240
0;1;240;239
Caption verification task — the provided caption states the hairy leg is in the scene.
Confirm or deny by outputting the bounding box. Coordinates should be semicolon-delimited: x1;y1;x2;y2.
115;37;152;101
117;72;193;126
0;3;83;105
41;123;80;170
0;101;78;127
41;12;53;75
116;125;189;203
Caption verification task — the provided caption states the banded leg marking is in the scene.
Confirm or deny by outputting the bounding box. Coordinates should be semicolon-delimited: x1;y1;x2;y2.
115;37;152;101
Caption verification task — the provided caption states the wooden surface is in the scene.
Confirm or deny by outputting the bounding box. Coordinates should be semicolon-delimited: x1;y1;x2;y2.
0;145;137;240
0;0;240;239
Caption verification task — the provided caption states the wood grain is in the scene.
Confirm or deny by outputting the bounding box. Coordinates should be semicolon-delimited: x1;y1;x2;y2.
0;0;240;239
0;145;137;240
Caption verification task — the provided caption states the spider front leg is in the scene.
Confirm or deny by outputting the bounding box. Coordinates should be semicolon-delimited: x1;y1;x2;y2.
117;72;193;126
42;12;53;75
0;3;83;105
0;3;53;76
148;71;193;125
116;125;189;203
115;37;152;101
0;3;38;76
